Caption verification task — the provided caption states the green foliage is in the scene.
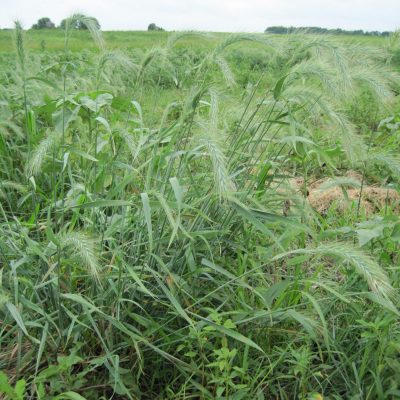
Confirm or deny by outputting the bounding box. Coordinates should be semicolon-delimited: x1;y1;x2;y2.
0;372;26;400
32;17;55;30
265;25;392;36
0;17;399;400
59;15;101;31
148;23;165;32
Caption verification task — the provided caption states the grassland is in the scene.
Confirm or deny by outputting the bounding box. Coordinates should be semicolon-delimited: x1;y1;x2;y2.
0;28;387;52
0;29;219;52
0;17;400;399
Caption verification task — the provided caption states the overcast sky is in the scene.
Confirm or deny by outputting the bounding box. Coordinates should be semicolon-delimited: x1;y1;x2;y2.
1;0;399;32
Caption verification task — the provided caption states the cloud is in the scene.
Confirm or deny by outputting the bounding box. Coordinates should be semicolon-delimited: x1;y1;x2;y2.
0;0;398;32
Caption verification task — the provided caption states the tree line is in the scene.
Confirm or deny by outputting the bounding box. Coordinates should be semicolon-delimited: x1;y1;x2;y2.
265;26;392;36
31;17;100;30
30;17;166;32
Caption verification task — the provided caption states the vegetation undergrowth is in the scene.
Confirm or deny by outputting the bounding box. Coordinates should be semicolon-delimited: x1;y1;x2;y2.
1;15;400;400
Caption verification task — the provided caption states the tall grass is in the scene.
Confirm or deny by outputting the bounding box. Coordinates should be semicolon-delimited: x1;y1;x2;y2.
0;20;399;399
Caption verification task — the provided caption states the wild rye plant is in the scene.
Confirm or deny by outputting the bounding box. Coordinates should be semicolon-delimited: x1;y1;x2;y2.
0;19;400;399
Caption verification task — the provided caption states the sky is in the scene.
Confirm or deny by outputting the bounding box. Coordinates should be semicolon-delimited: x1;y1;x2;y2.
0;0;399;32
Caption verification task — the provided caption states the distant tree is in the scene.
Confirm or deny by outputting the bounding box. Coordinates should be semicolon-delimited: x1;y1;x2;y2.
58;16;100;30
264;26;288;34
31;17;55;29
148;23;164;31
59;19;67;29
265;25;391;37
365;31;381;36
77;17;100;30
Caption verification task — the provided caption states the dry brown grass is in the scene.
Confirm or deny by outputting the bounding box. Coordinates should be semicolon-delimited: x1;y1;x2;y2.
308;186;399;214
286;171;399;215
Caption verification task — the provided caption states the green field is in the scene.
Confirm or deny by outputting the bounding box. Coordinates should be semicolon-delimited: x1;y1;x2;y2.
1;17;400;399
0;29;223;52
0;28;387;52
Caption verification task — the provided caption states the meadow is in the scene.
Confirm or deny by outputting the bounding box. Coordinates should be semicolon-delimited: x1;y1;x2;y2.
0;28;387;53
0;16;400;399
